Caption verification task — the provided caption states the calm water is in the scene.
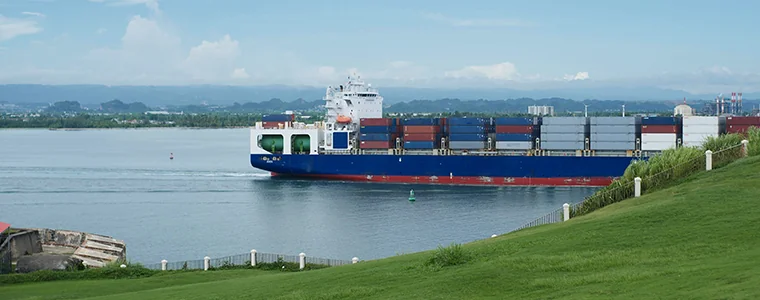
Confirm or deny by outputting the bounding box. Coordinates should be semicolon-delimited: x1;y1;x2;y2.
0;128;598;264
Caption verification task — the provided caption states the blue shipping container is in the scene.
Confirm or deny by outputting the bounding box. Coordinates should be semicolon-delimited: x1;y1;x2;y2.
448;125;487;134
360;133;391;141
262;114;293;122
448;133;488;141
495;133;533;141
493;117;534;126
360;125;393;133
447;117;489;126
404;141;438;149
641;116;678;125
402;118;439;126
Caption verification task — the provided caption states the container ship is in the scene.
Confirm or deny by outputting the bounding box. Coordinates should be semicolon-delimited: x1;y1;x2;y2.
249;75;760;187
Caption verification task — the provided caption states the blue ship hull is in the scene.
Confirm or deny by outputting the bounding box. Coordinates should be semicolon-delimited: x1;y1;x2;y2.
250;154;641;186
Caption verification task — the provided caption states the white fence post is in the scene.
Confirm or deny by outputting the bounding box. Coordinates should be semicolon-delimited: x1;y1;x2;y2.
634;177;641;197
299;253;306;270
562;203;570;221
203;256;210;271
491;234;497;238
250;249;257;267
705;150;713;171
352;257;359;264
161;259;167;271
741;139;749;157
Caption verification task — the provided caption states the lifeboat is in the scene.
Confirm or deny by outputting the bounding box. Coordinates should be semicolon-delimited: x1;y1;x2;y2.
336;115;352;123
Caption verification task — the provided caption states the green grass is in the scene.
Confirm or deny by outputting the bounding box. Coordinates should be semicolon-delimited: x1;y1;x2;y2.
4;156;760;299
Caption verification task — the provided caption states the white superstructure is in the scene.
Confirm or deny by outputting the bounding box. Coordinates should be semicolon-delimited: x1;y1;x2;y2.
250;73;384;155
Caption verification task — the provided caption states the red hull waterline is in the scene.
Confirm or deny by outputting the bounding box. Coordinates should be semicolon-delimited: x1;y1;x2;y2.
270;173;616;187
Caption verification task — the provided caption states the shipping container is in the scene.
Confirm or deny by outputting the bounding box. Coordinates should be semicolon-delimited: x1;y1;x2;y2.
448;125;487;134
726;116;760;126
541;117;587;126
403;125;441;133
360;125;394;133
403;141;438;149
401;118;440;126
540;124;586;134
493;117;535;126
447;117;489;126
262;114;294;122
495;125;534;134
640;116;678;125
359;140;393;149
641;141;676;151
682;133;718;143
590;125;636;134
641;133;676;143
727;124;760;133
641;125;678;134
682;124;719;135
540;141;585;150
448;133;488;141
540;133;585;142
591;141;636;151
589;116;636;126
360;118;393;126
403;133;440;141
682;141;707;148
592;133;636;141
682;116;719;126
449;141;487;150
494;133;533;141
360;133;392;141
495;141;533;150
261;121;288;128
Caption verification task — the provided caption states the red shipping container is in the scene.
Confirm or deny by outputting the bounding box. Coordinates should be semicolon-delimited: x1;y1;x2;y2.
495;125;533;134
726;116;760;126
641;125;678;134
262;121;288;128
360;140;393;149
727;124;760;133
403;125;441;133
360;118;392;126
403;133;439;141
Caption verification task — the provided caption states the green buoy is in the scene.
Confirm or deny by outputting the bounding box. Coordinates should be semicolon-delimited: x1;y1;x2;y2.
408;189;415;201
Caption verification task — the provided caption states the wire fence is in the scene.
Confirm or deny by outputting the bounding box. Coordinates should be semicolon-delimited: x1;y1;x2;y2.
508;142;748;234
142;251;353;271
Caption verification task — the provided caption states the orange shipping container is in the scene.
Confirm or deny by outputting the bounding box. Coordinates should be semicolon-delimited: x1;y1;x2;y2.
403;133;439;141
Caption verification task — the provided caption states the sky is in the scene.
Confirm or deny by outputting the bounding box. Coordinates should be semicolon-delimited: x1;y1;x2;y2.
0;0;759;93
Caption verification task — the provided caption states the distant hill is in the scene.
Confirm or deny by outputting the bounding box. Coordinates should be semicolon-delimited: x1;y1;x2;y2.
2;84;756;107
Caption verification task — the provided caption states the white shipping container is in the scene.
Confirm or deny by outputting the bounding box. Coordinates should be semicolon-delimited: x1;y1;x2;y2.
682;140;708;148
495;141;533;150
641;133;676;143
641;141;676;151
682;133;718;142
682;124;719;134
682;116;719;125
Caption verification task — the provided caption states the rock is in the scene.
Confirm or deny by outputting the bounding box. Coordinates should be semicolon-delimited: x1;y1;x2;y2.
15;254;84;273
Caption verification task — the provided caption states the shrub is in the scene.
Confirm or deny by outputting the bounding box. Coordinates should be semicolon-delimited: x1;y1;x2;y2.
424;243;472;269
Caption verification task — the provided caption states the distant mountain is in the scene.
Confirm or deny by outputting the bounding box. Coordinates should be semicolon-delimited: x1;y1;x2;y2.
2;84;757;107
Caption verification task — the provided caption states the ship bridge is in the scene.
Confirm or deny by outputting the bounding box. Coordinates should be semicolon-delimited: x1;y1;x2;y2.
323;73;384;132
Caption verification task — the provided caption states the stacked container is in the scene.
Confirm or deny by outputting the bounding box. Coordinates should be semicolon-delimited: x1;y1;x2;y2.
640;116;678;151
681;116;719;148
261;113;295;129
401;118;442;149
725;116;760;135
359;118;399;149
446;117;489;150
589;116;637;151
492;117;536;150
539;117;587;150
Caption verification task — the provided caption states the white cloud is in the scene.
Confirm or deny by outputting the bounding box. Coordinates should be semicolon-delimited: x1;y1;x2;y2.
90;0;161;15
445;62;521;80
563;72;590;81
231;68;250;79
423;13;533;27
22;12;46;18
0;15;43;42
182;34;243;81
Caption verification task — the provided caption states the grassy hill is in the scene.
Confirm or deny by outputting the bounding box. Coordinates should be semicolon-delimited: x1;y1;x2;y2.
3;156;760;299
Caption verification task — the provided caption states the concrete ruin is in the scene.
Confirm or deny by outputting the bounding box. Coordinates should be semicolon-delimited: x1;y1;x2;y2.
7;228;126;271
